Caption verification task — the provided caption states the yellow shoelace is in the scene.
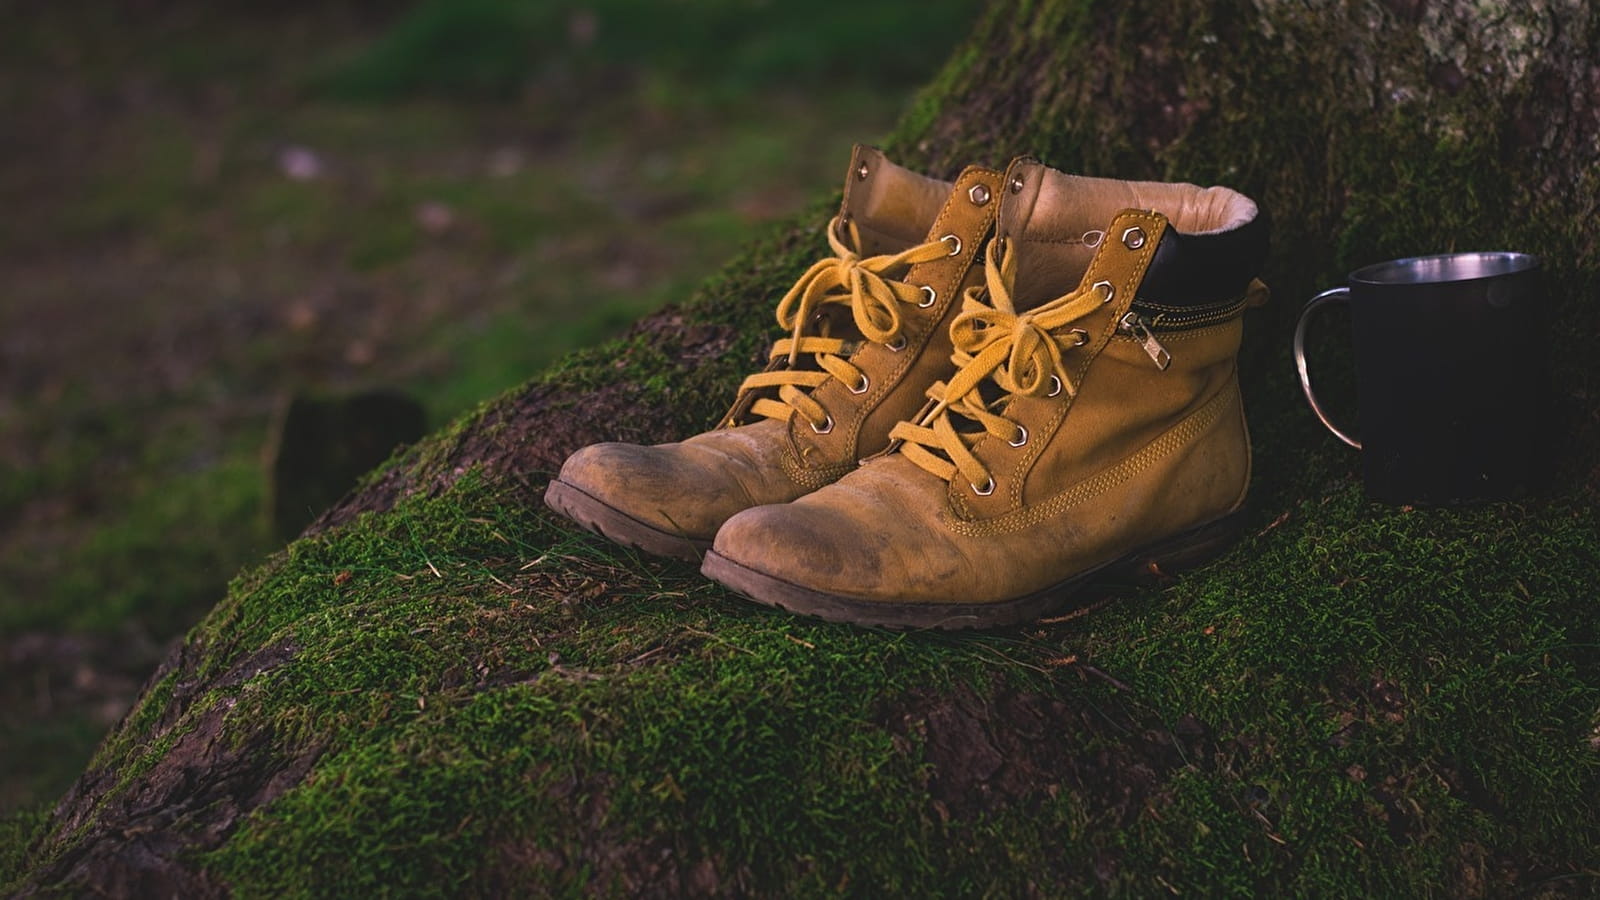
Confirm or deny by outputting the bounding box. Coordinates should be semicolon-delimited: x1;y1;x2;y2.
891;238;1110;492
735;217;958;430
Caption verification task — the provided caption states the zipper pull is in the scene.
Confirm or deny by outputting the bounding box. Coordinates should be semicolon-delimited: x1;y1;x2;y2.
1118;311;1171;370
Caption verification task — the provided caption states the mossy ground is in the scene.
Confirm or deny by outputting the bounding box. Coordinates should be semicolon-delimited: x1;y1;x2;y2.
7;0;1600;895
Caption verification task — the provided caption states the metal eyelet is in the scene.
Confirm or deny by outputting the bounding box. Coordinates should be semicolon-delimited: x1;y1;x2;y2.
1121;226;1146;250
811;414;834;434
918;285;937;308
941;234;962;257
1092;280;1114;303
886;335;908;352
857;163;870;180
968;184;991;206
1047;375;1063;397
1068;328;1089;347
848;373;869;394
1008;425;1028;448
1009;175;1025;194
971;477;995;496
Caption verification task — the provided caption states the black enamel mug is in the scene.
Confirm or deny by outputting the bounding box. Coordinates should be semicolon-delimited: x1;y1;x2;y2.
1294;252;1547;504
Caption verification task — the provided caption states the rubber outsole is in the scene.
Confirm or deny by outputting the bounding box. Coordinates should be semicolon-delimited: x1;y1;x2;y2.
543;478;710;562
701;509;1249;630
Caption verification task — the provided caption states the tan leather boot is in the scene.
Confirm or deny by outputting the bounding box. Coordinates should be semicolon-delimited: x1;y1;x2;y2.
703;159;1269;627
545;147;1004;559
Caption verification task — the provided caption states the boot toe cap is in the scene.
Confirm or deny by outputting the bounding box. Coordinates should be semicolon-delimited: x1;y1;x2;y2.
712;502;889;589
551;440;767;544
710;469;962;606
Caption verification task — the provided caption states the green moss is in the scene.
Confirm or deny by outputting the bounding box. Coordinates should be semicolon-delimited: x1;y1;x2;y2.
1084;489;1599;886
57;452;1565;895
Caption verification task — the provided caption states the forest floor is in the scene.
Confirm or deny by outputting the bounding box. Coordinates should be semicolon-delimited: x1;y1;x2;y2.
0;0;973;815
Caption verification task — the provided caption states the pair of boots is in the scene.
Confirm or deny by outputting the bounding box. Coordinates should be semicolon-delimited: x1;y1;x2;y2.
545;145;1269;629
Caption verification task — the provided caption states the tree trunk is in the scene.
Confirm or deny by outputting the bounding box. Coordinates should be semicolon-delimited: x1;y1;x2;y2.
10;1;1599;895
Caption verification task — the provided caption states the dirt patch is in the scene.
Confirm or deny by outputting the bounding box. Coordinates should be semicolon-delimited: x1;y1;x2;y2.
892;683;1193;823
887;680;1216;889
487;775;752;898
475;678;1194;896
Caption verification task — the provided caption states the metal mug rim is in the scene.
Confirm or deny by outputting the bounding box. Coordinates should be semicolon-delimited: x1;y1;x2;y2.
1349;251;1539;288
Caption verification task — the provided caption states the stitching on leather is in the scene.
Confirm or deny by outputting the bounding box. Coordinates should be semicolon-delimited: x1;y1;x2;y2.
1228;372;1251;513
944;376;1238;536
782;449;851;489
1132;296;1245;314
1016;235;1101;247
955;210;1166;511
1120;320;1239;343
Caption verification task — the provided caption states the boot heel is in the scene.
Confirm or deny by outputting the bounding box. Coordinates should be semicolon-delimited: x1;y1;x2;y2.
1121;508;1248;582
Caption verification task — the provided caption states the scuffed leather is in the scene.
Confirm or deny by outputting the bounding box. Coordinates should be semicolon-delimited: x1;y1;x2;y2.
711;160;1264;607
552;152;1003;544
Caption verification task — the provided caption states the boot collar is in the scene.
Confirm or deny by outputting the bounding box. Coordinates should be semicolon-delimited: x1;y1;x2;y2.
997;158;1267;309
1140;206;1269;306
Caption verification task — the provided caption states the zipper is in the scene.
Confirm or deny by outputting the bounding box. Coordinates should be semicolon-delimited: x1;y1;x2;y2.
1128;294;1248;331
1117;312;1171;370
1115;291;1250;369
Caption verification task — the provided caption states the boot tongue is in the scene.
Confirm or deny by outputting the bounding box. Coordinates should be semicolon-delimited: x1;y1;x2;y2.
839;145;952;256
777;149;952;376
994;160;1120;309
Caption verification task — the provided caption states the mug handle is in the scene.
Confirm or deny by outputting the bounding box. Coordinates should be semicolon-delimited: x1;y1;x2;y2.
1293;287;1362;449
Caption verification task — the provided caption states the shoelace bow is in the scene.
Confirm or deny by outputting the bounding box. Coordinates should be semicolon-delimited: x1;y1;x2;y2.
891;238;1110;492
735;217;956;429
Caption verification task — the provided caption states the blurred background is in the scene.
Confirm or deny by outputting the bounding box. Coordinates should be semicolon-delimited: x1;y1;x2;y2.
0;0;978;817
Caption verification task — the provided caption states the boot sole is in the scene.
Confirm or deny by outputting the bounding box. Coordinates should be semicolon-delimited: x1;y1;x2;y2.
543;479;710;562
701;508;1249;630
